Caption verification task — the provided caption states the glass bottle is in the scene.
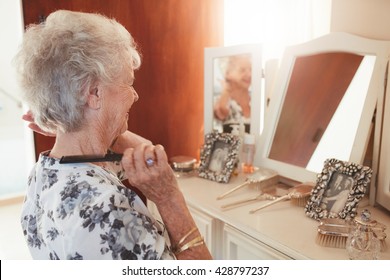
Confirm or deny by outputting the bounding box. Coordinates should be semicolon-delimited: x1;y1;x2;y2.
241;134;256;174
346;209;381;260
230;124;242;175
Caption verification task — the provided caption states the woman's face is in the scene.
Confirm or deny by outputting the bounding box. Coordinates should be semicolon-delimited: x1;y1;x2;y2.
225;56;252;89
101;67;139;139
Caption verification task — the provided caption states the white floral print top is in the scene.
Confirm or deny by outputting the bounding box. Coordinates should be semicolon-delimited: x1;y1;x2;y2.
21;151;175;260
224;99;250;126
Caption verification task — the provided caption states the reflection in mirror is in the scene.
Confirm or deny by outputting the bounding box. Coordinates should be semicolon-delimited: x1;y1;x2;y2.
257;32;390;184
268;52;375;172
213;54;252;133
204;45;262;136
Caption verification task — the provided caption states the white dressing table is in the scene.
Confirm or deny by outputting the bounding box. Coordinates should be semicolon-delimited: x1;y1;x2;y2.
168;32;390;260
150;173;390;260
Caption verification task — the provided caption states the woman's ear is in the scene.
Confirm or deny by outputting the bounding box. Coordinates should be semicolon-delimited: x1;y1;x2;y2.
86;87;102;109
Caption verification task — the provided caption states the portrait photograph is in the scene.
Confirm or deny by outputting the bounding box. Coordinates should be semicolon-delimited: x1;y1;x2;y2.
208;141;230;174
305;158;372;220
198;132;240;183
321;172;354;214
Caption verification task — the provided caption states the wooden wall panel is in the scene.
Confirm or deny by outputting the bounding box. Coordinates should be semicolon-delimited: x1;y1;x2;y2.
22;0;224;160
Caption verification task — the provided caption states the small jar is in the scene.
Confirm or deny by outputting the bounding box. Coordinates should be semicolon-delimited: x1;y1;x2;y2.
169;156;196;178
346;209;381;260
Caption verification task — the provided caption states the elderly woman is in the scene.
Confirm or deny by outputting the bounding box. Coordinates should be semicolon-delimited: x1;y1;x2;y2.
15;10;211;260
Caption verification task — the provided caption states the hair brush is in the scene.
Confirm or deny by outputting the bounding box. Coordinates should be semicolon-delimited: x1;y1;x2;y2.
249;183;314;213
316;218;387;251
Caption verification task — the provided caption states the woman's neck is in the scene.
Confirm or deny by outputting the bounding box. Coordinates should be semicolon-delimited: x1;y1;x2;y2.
224;82;249;99
50;128;110;159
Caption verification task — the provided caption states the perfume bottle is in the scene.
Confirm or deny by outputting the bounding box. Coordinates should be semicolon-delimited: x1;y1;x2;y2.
346;209;381;260
230;124;242;175
241;134;256;174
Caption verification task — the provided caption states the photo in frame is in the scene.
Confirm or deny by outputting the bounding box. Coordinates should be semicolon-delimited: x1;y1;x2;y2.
198;131;241;183
305;158;372;220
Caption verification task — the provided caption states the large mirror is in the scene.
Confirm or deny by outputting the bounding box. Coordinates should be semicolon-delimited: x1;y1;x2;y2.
376;64;390;211
256;32;390;184
204;45;263;136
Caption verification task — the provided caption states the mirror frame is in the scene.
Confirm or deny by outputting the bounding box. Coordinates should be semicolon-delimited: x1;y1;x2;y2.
256;32;390;184
375;66;390;211
204;44;263;136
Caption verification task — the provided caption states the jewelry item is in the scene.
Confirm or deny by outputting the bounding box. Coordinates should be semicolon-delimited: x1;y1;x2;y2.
173;227;205;256
146;158;155;167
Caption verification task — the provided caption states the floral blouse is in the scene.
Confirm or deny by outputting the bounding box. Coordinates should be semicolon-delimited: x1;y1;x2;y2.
20;151;175;260
224;99;250;126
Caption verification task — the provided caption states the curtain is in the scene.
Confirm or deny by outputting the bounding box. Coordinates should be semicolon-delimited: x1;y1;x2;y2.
224;0;331;61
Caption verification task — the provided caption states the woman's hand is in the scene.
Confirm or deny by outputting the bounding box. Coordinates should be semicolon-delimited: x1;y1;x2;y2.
213;91;230;121
22;110;56;137
121;143;179;204
110;131;152;153
122;143;213;260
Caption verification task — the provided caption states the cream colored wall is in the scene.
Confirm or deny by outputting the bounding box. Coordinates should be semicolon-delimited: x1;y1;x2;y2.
0;0;35;198
331;0;390;40
331;0;390;210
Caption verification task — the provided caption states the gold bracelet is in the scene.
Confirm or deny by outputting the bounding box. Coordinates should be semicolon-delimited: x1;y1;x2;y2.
174;235;205;255
177;227;197;246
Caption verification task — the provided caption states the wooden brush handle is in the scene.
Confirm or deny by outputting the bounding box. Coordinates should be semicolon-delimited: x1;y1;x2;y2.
217;181;250;200
220;195;261;210
249;194;289;213
221;193;275;210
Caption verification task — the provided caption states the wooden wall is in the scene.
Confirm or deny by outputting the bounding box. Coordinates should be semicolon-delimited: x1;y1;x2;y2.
22;0;224;160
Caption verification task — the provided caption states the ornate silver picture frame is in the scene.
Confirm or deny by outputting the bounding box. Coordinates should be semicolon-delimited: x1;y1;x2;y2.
198;131;241;183
305;158;372;220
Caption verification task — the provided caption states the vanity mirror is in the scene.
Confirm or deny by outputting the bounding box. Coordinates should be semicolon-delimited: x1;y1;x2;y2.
204;45;263;135
376;68;390;211
256;32;390;184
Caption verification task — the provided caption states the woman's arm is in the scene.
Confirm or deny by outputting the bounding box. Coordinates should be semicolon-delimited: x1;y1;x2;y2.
121;144;212;260
213;91;230;121
156;191;213;259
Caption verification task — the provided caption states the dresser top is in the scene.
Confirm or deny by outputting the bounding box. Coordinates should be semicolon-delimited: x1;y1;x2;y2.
178;174;390;260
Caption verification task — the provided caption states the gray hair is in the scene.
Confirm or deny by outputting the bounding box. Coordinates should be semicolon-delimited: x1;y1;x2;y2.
15;10;141;133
